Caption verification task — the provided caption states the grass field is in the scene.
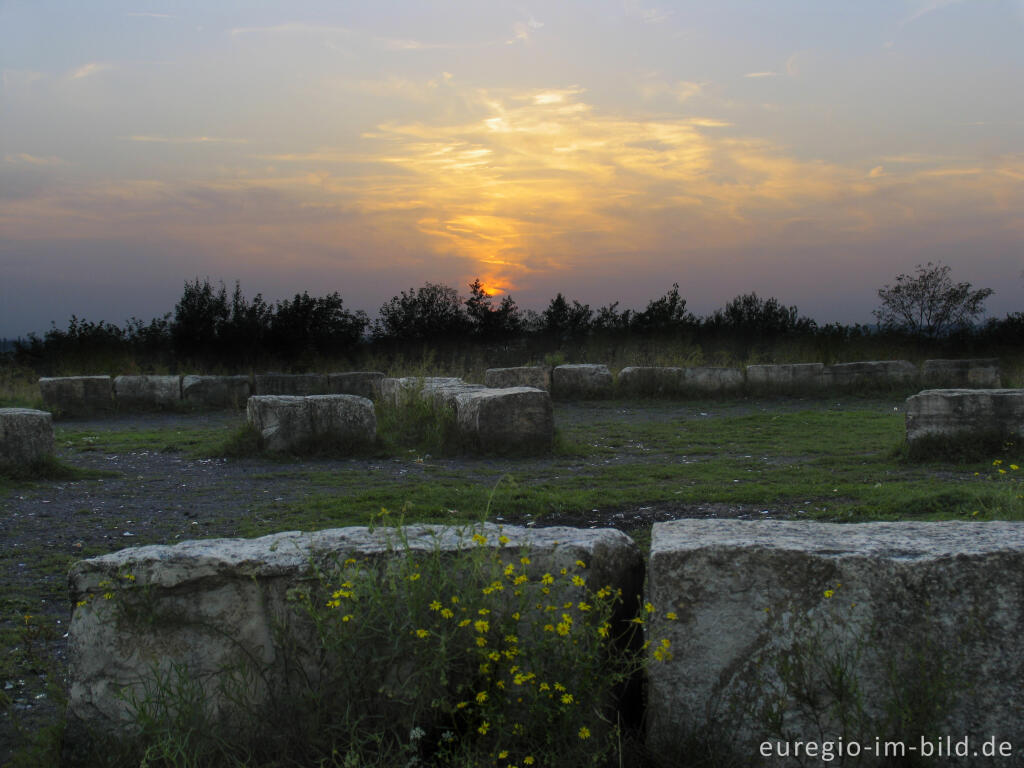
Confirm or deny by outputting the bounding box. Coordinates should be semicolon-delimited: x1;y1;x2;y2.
2;394;1022;764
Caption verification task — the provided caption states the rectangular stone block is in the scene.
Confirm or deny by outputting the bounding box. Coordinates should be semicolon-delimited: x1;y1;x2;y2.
246;394;375;453
681;367;744;394
0;408;54;467
616;367;684;397
454;387;554;454
65;524;642;758
822;360;918;389
905;388;1024;446
484;366;551;391
745;363;825;392
646;520;1024;763
325;371;385;399
181;375;251;409
113;375;181;410
923;359;1001;388
38;376;113;417
253;373;328;396
377;377;475;408
552;364;614;400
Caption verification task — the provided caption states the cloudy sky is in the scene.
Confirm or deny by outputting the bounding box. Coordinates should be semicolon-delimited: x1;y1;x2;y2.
2;0;1023;336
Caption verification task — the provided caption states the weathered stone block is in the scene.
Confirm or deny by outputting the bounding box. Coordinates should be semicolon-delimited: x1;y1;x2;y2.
681;366;745;394
646;520;1024;762
253;373;328;396
923;359;1001;388
246;394;375;453
38;376;113;416
181;375;251;409
65;524;642;756
552;364;614;399
616;367;684;397
377;377;477;408
326;371;385;399
905;388;1024;446
745;363;825;392
454;387;554;454
822;360;918;389
484;366;551;391
0;408;54;468
113;375;181;410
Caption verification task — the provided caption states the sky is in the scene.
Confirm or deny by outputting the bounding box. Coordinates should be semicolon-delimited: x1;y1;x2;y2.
2;0;1023;337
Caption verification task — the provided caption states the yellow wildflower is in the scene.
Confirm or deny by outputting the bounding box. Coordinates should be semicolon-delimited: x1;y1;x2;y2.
579;726;591;740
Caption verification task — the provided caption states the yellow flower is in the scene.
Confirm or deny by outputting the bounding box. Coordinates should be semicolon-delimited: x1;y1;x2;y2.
504;563;516;578
539;682;550;691
524;757;534;765
476;637;487;647
577;601;591;611
478;721;490;735
325;599;340;608
476;691;488;704
554;682;566;691
578;726;591;740
561;693;574;704
666;611;678;620
575;559;586;568
993;459;1003;466
415;629;429;638
571;575;585;587
441;608;454;619
475;620;490;634
541;573;554;585
459;619;471;627
472;533;488;546
478;608;491;615
451;595;460;604
342;615;352;622
824;589;835;599
408;572;421;581
498;750;508;759
1011;464;1019;471
597;624;610;638
520;556;531;565
498;535;510;545
644;601;655;614
429;600;442;611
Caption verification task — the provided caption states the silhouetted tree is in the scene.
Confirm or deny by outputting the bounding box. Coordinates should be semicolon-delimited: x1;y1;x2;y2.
630;283;694;334
269;291;367;362
465;279;523;341
874;262;993;338
171;279;231;362
541;293;593;341
375;282;469;342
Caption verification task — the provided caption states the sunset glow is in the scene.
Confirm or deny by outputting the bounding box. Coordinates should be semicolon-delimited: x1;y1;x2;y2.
2;1;1023;334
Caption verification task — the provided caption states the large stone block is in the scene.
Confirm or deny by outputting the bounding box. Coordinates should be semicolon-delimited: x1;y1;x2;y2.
454;387;554;454
65;524;642;757
822;360;918;389
484;366;551;391
905;388;1024;446
646;520;1024;763
181;375;251;409
253;373;328;396
0;408;54;468
552;364;614;400
923;359;1002;388
681;366;744;394
745;363;825;392
326;371;385;399
616;367;684;397
113;375;181;410
38;376;113;417
246;394;375;453
377;377;478;408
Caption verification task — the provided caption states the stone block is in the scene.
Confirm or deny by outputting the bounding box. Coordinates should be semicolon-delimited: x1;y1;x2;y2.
326;371;385;399
681;366;744;394
0;408;54;468
65;524;642;757
377;377;474;408
745;363;825;392
246;394;375;453
253;373;328;396
616;367;684;397
905;388;1024;446
552;364;614;399
923;359;1001;388
646;519;1024;761
484;366;551;391
181;375;251;409
822;360;918;389
113;375;181;410
38;376;113;417
454;387;554;454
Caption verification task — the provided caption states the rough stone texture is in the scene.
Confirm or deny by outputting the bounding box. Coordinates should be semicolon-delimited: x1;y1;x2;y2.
923;358;1002;388
377;377;481;408
646;520;1024;764
484;366;551;391
552;364;614;400
246;394;375;453
822;360;918;389
905;388;1024;445
113;375;181;410
616;367;684;397
38;376;113;417
253;373;329;396
454;387;554;454
181;375;251;409
681;366;744;394
65;524;642;755
0;408;54;467
745;363;825;392
326;371;385;399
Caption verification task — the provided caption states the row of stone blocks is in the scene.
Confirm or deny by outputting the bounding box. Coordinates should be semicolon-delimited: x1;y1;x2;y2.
64;520;1024;764
38;372;386;415
487;358;1002;399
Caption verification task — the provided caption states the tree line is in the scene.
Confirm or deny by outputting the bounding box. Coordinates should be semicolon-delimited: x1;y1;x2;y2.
8;264;1019;374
